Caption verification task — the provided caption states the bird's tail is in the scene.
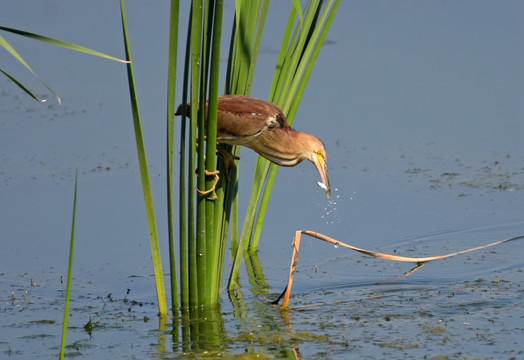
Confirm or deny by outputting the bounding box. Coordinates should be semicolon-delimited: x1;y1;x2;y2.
175;103;187;116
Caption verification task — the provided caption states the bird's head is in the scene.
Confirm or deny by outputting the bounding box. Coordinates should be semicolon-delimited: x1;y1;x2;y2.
251;127;331;198
298;133;331;198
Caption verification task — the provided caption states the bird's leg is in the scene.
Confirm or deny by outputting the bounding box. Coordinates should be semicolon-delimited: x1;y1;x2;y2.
197;169;220;200
195;138;238;181
216;145;239;181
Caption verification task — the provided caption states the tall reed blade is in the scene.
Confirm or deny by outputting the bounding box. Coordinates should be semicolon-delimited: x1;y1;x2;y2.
0;68;47;103
59;170;78;360
0;26;128;104
120;0;167;317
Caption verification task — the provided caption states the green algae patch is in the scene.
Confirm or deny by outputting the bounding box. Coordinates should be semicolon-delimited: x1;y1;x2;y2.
421;323;447;334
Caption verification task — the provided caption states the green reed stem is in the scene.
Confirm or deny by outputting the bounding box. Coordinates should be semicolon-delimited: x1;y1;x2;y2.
206;0;224;305
199;0;214;307
166;0;180;315
189;0;203;308
179;5;193;311
179;4;196;314
196;0;212;307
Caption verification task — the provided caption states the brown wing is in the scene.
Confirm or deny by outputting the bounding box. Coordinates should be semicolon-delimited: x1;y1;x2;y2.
175;95;289;145
215;95;288;143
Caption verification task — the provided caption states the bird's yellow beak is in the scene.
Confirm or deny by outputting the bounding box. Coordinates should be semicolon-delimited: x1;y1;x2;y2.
312;152;330;198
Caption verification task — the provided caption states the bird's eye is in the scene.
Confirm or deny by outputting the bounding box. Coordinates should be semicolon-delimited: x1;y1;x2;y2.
316;150;324;159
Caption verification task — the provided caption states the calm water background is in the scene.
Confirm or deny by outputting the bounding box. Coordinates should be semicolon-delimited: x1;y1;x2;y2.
1;1;523;358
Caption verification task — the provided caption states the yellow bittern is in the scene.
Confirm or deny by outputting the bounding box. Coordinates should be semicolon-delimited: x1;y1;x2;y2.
176;95;330;197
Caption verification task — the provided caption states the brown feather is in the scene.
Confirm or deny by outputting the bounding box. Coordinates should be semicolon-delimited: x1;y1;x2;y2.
176;95;289;142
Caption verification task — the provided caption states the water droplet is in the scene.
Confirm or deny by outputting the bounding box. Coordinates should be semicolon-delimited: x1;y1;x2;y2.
334;242;339;249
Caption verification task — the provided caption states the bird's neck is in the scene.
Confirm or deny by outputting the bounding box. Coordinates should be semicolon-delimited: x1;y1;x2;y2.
256;128;311;166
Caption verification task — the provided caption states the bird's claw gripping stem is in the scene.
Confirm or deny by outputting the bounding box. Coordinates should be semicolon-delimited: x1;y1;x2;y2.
197;169;220;200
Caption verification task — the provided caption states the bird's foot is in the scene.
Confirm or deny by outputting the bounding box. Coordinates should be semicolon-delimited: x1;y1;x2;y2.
197;169;220;200
217;146;239;181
